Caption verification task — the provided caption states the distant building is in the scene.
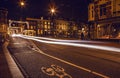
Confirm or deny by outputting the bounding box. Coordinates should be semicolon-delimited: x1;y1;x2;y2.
88;3;95;22
0;8;8;43
55;19;69;37
25;18;38;36
26;18;74;37
26;18;51;36
67;21;78;38
88;0;120;39
8;20;29;35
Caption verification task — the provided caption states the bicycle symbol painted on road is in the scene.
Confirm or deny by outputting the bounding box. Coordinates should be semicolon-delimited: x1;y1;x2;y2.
41;64;72;78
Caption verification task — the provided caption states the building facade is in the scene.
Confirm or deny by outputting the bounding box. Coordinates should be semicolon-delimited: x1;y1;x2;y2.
25;18;38;36
26;18;76;38
88;3;95;21
88;0;120;39
8;20;29;35
55;19;69;37
26;18;51;36
0;8;8;43
67;21;78;38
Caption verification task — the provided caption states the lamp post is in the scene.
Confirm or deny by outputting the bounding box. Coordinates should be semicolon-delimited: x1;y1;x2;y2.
51;8;55;15
50;8;56;37
48;0;57;37
20;0;25;21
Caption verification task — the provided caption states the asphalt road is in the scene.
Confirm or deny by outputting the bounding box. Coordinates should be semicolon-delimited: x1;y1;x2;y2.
8;36;120;78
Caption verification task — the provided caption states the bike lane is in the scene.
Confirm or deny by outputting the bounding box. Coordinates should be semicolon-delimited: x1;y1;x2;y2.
8;37;106;78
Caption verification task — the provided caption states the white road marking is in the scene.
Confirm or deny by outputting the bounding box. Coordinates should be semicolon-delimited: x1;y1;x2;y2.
17;35;111;78
41;64;72;78
35;49;110;78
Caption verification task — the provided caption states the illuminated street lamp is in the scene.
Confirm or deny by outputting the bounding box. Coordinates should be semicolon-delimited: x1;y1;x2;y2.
20;1;25;6
20;0;25;8
19;0;25;21
50;8;56;16
51;9;55;13
48;1;57;37
50;8;56;36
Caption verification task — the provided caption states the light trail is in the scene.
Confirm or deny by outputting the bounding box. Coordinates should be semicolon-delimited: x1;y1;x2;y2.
18;35;120;53
12;34;116;77
22;35;103;43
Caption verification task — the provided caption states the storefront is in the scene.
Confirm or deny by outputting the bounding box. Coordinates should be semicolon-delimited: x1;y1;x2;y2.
96;17;120;39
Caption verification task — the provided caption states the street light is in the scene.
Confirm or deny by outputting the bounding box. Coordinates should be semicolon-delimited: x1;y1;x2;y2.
50;8;56;16
50;8;56;37
20;0;25;8
49;1;57;16
48;1;57;37
19;0;25;21
20;1;25;6
51;8;55;14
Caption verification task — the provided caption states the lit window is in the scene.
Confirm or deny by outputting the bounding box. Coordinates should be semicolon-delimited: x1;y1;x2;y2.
45;25;47;28
48;22;50;25
48;26;50;29
44;22;47;24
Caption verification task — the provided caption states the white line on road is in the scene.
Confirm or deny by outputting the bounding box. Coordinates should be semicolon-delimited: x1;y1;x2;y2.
17;35;111;78
35;48;110;78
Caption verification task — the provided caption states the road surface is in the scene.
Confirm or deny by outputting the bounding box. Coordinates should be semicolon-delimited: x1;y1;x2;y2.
8;35;120;78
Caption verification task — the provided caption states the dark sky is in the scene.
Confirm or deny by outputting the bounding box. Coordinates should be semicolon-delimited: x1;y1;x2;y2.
0;0;91;22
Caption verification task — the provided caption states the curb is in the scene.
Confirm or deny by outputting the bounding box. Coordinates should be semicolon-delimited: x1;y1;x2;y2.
3;41;24;78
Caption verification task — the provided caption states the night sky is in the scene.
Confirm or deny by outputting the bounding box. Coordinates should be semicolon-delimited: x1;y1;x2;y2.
0;0;91;22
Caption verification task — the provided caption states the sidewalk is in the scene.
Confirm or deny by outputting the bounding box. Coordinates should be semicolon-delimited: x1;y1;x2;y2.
0;41;24;78
0;46;12;78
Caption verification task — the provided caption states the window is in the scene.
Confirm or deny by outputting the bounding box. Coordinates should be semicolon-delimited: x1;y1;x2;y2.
48;22;50;25
100;4;107;16
44;22;47;24
92;11;94;17
103;8;106;15
45;25;47;29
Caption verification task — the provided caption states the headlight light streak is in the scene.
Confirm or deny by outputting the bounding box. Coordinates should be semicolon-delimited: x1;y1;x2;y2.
20;35;120;53
22;35;104;43
11;34;22;37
